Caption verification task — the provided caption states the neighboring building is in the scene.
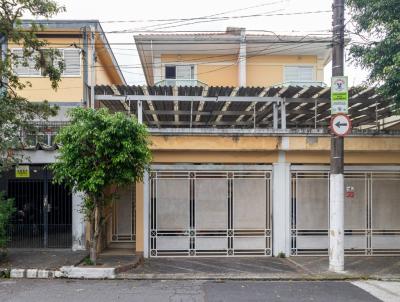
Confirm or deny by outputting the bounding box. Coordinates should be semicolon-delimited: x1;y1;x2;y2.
0;20;126;251
94;28;400;259
134;27;330;87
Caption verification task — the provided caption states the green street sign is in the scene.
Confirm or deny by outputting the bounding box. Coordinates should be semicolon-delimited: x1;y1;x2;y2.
331;76;349;114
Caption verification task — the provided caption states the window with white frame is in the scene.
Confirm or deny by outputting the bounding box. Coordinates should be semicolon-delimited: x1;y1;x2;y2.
12;48;81;77
165;65;195;80
284;66;314;83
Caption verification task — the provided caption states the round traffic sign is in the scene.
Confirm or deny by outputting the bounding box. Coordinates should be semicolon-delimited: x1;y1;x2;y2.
330;114;352;136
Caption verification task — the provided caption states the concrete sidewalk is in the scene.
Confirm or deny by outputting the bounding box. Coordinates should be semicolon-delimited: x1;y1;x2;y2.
2;251;400;281
0;249;87;270
118;256;400;281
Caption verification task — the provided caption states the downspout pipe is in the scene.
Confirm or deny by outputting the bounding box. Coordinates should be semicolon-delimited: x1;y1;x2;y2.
82;26;89;107
90;25;96;109
0;34;8;95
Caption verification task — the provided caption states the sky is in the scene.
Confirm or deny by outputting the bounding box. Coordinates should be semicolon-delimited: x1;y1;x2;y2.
45;0;368;86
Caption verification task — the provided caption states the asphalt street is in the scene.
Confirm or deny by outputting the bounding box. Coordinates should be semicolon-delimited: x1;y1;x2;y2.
1;279;399;302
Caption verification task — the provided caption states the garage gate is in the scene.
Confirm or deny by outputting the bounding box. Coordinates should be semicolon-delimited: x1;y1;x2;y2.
0;165;72;248
149;166;272;257
291;168;400;256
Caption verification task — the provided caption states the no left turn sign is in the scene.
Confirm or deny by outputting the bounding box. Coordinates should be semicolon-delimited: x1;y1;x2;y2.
330;114;352;136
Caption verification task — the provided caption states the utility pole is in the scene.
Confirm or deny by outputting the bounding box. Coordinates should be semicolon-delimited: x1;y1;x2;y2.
329;0;345;272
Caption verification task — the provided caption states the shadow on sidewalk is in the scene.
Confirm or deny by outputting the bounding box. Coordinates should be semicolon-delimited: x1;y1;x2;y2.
120;256;400;280
0;249;87;270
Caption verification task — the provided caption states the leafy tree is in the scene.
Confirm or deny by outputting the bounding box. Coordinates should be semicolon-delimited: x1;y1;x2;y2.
51;107;152;264
346;0;400;106
0;0;66;173
0;192;14;254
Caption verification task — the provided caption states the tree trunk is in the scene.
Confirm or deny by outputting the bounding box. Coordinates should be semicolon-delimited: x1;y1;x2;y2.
90;203;101;265
89;212;96;264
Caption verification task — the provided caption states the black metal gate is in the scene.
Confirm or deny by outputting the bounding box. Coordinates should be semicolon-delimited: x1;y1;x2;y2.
2;165;72;248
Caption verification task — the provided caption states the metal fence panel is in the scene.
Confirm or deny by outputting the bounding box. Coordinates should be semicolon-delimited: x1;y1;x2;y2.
291;170;400;256
4;167;72;249
150;169;271;257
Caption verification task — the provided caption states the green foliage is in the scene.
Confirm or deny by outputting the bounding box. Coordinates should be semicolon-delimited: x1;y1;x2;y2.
346;0;400;106
0;0;65;172
51;107;152;263
277;252;286;258
82;256;94;266
51;107;152;200
0;269;11;278
0;192;15;249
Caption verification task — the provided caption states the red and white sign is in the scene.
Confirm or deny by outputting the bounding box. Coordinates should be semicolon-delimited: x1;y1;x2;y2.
330;114;352;136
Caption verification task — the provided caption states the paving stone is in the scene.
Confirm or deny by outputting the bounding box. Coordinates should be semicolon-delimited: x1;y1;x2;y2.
10;269;25;278
26;269;38;278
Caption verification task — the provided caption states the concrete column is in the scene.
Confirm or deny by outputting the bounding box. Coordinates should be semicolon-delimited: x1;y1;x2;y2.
238;29;246;87
272;162;291;257
273;103;278;129
135;182;144;256
143;171;150;258
152;55;162;85
281;99;287;130
329;174;344;272
137;100;143;124
72;192;86;251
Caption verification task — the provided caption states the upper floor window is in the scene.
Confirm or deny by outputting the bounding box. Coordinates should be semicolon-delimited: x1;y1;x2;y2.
12;48;81;77
165;65;195;80
284;66;314;83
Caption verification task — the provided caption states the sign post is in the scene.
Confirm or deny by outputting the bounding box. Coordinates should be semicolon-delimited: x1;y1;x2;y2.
331;114;352;136
329;0;346;273
331;76;349;114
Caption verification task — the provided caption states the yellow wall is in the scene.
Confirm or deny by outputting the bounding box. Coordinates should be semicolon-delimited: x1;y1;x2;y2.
247;55;318;87
133;134;400;253
135;181;144;255
9;33;123;103
159;54;321;87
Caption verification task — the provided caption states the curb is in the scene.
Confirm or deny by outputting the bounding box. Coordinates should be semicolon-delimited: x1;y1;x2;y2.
8;268;61;279
114;256;143;274
3;256;142;280
116;273;400;282
60;266;116;279
6;267;115;279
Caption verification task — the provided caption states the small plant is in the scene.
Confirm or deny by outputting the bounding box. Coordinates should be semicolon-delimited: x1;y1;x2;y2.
0;192;15;252
0;269;11;279
277;252;286;258
83;256;95;266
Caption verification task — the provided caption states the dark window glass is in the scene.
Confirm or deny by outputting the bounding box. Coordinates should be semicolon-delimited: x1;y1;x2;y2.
165;66;176;79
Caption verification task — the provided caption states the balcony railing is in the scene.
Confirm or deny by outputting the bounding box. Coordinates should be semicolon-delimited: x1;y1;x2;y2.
277;80;327;87
155;79;208;87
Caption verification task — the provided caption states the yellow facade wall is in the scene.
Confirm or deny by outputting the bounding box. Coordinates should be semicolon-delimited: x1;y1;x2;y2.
159;54;321;87
133;134;400;253
135;181;144;255
9;37;83;102
246;65;282;87
197;65;238;86
9;34;123;103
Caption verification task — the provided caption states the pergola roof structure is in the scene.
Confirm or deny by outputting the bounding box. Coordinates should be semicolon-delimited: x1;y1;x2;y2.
95;85;395;131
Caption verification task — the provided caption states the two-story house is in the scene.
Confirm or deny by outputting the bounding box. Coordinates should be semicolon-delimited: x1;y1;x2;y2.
0;20;126;251
92;28;400;259
135;27;329;87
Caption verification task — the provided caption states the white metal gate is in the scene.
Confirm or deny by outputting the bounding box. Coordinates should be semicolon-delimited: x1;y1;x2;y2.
291;168;400;256
150;167;272;257
112;184;136;242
